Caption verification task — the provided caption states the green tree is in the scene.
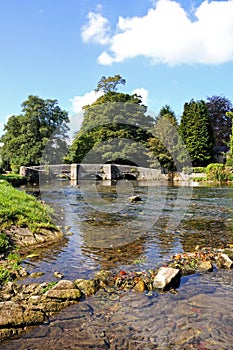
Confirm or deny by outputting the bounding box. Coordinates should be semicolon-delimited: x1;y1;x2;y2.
179;99;214;167
206;95;233;147
95;74;126;93
226;111;233;165
147;105;190;172
65;77;154;166
0;95;69;170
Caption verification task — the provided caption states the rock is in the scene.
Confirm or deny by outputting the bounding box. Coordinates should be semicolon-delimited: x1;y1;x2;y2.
45;279;81;300
198;260;213;271
30;272;44;278
45;288;81;300
133;280;145;292
218;253;233;269
129;195;142;203
153;267;180;290
95;270;112;287
74;279;99;296
53;271;64;279
0;301;24;326
50;280;75;290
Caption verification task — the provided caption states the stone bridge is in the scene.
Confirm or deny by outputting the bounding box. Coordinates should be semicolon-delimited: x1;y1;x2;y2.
20;164;163;182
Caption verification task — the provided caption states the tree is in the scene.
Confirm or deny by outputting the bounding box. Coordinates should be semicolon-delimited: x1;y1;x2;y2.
0;95;69;170
148;105;179;171
206;95;233;147
179;99;214;167
65;77;154;166
95;75;126;93
226;111;233;165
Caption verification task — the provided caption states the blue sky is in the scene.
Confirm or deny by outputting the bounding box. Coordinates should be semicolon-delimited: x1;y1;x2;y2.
1;0;233;136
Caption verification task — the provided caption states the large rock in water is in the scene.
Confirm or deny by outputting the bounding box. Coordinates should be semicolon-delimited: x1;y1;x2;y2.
153;267;180;290
45;280;81;300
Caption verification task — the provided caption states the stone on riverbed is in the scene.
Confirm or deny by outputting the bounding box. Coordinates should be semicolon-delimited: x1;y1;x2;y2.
153;267;180;290
128;195;142;203
198;260;213;272
74;279;99;296
218;253;233;269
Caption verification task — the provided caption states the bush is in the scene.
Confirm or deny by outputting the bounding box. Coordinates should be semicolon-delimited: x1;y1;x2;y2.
192;167;206;173
206;163;233;182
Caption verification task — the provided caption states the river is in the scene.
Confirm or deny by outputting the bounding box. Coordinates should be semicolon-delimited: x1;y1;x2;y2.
2;180;233;349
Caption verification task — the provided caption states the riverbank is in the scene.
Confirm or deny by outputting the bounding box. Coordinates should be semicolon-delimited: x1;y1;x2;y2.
0;178;65;285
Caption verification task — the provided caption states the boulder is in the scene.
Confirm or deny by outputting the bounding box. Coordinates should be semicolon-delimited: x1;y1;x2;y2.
153;267;180;290
74;279;98;296
218;253;233;269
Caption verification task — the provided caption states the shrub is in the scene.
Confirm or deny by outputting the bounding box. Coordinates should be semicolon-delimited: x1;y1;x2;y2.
206;163;228;182
192;167;206;173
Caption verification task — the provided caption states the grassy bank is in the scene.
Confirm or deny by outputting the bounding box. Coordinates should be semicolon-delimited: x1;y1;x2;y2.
0;179;56;232
0;178;58;284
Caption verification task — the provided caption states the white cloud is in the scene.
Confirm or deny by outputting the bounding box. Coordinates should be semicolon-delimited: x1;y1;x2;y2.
81;12;110;44
132;88;149;105
69;90;104;137
71;90;104;114
82;0;233;66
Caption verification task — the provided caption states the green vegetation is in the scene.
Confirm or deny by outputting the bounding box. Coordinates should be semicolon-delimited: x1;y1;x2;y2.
0;95;69;171
206;164;233;182
206;96;233;147
0;76;233;175
0;232;11;254
226;111;233;166
0;180;56;232
65;75;154;166
0;173;27;186
179;99;214;167
42;281;57;293
192;167;206;173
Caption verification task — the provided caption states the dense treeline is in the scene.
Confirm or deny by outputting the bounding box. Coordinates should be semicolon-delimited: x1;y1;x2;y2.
0;75;233;173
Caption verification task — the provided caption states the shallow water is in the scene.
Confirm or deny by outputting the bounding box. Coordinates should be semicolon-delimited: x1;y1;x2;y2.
2;180;233;349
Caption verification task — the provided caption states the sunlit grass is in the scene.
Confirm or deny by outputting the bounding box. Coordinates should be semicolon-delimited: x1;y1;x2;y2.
0;180;56;232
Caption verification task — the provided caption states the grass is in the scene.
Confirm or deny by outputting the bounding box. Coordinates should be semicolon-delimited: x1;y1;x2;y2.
0;173;27;186
0;179;56;233
0;232;11;254
42;281;57;293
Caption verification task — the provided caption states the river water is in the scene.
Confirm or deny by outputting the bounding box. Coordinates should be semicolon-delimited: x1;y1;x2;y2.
2;180;233;349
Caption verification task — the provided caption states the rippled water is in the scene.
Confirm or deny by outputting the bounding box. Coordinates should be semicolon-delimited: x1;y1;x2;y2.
2;180;233;349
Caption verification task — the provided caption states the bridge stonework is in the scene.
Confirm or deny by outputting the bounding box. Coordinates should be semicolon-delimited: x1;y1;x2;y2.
20;164;163;182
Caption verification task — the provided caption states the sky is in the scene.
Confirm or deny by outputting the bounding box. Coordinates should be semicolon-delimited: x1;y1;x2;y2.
1;0;233;137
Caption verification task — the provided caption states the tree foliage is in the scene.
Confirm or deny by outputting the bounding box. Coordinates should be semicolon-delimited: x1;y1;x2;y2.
148;105;178;171
226;111;233;165
95;74;126;93
206;95;233;147
0;95;69;170
179;99;214;167
65;77;154;166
